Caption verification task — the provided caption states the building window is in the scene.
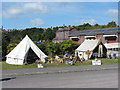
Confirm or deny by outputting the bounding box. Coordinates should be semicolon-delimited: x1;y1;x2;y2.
108;48;112;50
85;36;96;40
105;36;117;43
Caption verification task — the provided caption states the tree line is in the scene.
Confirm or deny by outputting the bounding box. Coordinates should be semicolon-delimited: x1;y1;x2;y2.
73;21;117;30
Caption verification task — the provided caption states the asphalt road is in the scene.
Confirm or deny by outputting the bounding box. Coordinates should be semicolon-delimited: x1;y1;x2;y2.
2;69;118;88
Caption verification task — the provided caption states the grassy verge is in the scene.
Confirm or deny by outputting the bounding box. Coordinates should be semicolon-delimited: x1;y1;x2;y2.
1;58;119;70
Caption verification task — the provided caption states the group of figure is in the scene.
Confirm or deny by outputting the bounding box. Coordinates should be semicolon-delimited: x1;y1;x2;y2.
55;53;69;60
55;52;84;65
55;53;71;64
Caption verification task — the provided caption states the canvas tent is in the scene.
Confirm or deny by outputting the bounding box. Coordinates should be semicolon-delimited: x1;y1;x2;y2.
75;39;107;60
6;35;47;65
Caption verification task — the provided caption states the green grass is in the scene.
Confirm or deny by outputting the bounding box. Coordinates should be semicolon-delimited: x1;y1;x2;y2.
97;58;119;65
1;58;119;70
1;62;37;70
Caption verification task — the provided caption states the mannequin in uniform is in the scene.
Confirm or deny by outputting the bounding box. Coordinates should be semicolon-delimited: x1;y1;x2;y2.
98;44;103;57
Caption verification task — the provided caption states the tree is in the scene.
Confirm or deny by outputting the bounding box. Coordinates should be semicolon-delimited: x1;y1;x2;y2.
107;21;117;27
7;43;18;54
42;28;55;41
83;23;91;27
45;41;57;57
94;24;99;26
36;43;47;55
2;32;10;57
60;40;78;54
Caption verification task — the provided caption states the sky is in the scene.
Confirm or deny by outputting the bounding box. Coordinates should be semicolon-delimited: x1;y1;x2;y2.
2;2;118;30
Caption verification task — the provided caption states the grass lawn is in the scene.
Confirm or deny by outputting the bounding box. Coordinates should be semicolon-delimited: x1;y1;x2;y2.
1;58;120;70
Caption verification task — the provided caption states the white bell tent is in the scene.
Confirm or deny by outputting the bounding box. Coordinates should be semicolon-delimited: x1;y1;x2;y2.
6;35;47;65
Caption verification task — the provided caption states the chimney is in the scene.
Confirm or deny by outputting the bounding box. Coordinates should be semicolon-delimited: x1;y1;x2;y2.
0;26;3;30
63;24;65;27
51;26;53;30
69;25;71;28
68;25;71;30
43;28;46;32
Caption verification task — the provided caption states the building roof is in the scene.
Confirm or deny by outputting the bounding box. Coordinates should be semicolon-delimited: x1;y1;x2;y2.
76;39;101;52
69;27;120;37
57;27;77;32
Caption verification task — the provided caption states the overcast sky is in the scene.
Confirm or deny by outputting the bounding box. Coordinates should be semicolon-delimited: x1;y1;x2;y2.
2;2;118;29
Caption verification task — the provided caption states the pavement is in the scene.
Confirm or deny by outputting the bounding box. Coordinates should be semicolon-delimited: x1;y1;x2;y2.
2;70;118;88
2;64;118;76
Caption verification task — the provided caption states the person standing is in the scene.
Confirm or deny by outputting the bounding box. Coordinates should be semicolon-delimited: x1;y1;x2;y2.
63;53;69;59
63;53;69;64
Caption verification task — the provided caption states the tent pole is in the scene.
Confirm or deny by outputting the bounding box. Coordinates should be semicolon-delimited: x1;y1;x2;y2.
17;58;18;69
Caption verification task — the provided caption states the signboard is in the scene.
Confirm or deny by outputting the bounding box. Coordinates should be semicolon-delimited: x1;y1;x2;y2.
92;60;101;65
38;64;44;68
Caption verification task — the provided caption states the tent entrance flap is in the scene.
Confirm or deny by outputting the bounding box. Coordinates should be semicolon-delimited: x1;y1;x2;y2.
26;48;39;64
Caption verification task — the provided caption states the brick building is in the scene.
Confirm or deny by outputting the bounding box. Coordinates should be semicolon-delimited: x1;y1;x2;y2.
52;25;78;43
69;27;120;57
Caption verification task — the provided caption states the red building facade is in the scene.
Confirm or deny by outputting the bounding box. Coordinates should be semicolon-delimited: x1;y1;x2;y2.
69;27;120;57
53;26;78;43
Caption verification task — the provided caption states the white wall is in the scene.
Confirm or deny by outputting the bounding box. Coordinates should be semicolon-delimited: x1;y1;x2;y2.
77;51;92;60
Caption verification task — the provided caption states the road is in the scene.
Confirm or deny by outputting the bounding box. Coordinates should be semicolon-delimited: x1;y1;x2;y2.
2;69;118;88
